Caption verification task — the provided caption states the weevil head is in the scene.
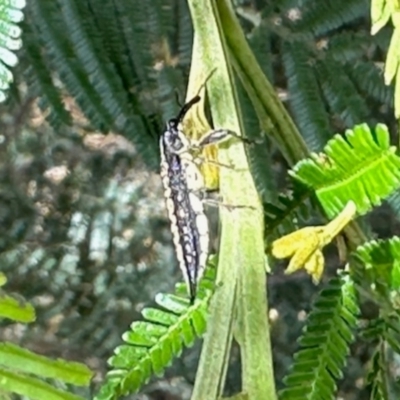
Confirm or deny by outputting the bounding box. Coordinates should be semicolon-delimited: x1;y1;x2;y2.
162;119;189;154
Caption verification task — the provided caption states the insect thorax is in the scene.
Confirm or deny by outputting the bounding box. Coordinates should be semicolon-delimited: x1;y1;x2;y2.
162;120;191;154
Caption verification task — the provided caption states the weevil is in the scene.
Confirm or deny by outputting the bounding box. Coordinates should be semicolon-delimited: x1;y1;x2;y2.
160;89;239;303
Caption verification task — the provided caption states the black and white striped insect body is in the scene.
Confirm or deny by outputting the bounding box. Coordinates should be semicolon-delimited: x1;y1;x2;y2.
160;89;248;302
160;97;210;303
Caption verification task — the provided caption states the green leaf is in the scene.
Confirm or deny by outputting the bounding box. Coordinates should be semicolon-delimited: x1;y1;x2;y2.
0;342;93;386
345;61;393;107
384;27;400;85
293;0;368;36
367;349;389;400
316;60;369;127
371;0;392;35
282;41;331;151
291;123;400;218
141;307;179;326
279;274;359;400
0;294;35;322
95;269;214;400
350;237;400;307
0;367;85;400
0;0;25;101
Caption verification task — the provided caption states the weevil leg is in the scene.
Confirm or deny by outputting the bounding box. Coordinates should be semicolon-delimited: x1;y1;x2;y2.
195;156;234;170
195;129;234;147
193;128;259;149
174;141;234;169
195;189;255;211
203;198;255;211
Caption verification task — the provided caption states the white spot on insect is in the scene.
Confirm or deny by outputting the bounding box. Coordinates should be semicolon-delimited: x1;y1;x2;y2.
184;162;204;191
177;208;186;219
188;193;203;213
196;214;208;235
199;235;209;251
185;253;193;261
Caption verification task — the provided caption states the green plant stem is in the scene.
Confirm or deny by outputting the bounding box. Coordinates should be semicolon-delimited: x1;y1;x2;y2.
216;0;308;165
216;0;368;249
186;33;238;400
187;0;275;399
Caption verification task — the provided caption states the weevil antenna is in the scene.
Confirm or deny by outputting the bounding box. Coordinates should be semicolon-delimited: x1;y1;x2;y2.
176;68;217;123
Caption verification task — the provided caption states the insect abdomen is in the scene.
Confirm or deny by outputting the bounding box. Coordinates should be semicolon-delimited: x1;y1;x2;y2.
160;143;209;303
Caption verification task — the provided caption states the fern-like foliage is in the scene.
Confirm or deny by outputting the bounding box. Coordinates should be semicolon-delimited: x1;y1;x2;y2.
350;237;400;310
0;0;25;102
315;59;370;128
290;123;400;218
279;273;360;400
293;0;368;36
236;0;395;244
22;0;194;169
360;314;400;400
282;40;331;151
367;346;390;400
252;67;385;244
95;265;215;400
244;0;392;159
18;0;393;174
349;238;400;398
0;274;93;399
